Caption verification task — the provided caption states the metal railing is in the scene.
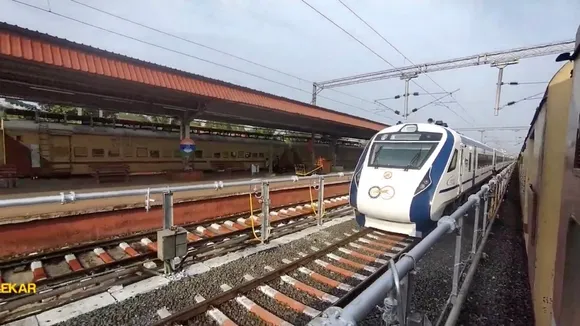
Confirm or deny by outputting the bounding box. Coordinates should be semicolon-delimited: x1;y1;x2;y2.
0;172;353;245
0;172;352;209
309;164;515;326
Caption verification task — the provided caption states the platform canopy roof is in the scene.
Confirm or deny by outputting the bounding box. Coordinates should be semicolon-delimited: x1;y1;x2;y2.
0;23;387;139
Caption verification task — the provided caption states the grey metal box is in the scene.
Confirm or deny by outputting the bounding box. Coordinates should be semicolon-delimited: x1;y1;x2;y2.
156;227;188;261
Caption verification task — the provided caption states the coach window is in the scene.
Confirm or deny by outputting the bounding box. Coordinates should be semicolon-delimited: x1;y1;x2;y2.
149;150;160;158
92;148;105;158
73;146;88;157
447;149;458;172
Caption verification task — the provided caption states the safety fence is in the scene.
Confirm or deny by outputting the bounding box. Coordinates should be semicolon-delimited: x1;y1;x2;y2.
309;163;515;326
0;172;353;242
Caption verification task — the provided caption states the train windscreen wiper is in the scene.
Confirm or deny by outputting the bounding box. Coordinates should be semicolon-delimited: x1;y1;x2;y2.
404;152;422;171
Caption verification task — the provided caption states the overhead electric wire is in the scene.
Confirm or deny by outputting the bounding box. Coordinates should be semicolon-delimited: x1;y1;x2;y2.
11;0;394;122
69;0;391;117
334;0;475;123
502;81;548;85
500;92;544;110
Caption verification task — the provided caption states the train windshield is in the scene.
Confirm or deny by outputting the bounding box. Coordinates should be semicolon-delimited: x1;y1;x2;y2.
368;142;438;170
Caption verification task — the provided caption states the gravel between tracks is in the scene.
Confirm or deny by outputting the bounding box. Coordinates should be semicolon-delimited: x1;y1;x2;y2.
51;177;534;326
55;218;363;326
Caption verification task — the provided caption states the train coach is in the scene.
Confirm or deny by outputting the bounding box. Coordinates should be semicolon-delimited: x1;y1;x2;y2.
349;122;513;238
0;110;365;177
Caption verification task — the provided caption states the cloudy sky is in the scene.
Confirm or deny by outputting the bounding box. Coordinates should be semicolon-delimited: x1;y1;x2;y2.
1;0;579;153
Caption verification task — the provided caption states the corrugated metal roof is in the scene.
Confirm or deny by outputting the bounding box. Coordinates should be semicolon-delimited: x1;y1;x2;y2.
0;24;386;132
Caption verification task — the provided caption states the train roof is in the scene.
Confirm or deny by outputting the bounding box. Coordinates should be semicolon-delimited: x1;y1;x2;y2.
376;123;506;155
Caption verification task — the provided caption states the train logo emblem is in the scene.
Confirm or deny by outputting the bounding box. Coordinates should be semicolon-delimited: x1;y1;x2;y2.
180;138;196;156
383;171;392;179
380;186;395;200
368;186;395;200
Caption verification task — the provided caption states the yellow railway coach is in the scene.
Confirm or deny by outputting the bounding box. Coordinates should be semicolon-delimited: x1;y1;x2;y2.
0;112;365;177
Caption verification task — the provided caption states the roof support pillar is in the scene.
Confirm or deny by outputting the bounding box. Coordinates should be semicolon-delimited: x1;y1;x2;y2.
329;136;338;167
180;112;193;171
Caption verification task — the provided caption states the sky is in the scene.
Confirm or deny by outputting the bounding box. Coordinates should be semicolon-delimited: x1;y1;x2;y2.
1;0;579;153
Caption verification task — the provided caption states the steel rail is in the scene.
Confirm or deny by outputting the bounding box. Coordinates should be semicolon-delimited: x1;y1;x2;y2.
152;228;375;325
0;206;353;323
1;203;351;303
308;164;515;325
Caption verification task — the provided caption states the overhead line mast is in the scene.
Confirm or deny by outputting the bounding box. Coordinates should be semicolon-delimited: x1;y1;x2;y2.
312;40;575;115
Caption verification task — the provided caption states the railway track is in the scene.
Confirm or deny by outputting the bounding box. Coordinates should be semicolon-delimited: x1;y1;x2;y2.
153;228;417;326
0;195;350;324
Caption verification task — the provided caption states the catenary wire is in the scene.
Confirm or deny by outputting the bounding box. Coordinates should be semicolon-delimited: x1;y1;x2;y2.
334;0;475;123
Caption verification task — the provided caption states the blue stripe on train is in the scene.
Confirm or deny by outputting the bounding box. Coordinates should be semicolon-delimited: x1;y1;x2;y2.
409;129;455;235
350;141;372;227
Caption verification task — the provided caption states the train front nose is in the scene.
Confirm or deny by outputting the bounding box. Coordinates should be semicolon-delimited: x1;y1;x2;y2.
357;173;424;224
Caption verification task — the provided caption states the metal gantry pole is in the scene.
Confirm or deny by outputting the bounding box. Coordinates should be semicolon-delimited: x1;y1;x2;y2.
311;83;318;105
403;78;411;121
492;61;518;116
317;176;325;226
260;181;270;243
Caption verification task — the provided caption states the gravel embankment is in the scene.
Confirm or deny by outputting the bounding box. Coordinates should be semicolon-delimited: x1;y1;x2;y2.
456;171;534;325
55;218;364;326
55;172;533;326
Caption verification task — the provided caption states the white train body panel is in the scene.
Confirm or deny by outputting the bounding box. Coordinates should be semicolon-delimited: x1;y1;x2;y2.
349;123;513;238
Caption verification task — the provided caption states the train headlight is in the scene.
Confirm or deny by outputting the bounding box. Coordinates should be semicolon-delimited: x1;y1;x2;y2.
368;186;381;199
414;169;432;195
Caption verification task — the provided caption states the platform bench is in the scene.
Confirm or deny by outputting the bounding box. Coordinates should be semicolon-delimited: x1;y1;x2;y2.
91;164;130;184
0;165;17;188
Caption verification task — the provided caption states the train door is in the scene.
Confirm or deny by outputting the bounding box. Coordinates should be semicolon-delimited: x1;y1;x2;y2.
50;134;72;175
471;147;477;188
457;145;465;197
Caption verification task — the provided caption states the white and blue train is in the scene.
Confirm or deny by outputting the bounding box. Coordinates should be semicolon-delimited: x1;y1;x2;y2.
349;122;513;238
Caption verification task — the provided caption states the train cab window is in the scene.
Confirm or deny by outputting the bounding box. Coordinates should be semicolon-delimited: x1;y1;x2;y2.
369;142;438;170
213;152;221;159
108;149;120;157
195;150;203;159
92;148;105;158
447;150;458;172
149;150;160;158
137;147;148;157
73;146;88;157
